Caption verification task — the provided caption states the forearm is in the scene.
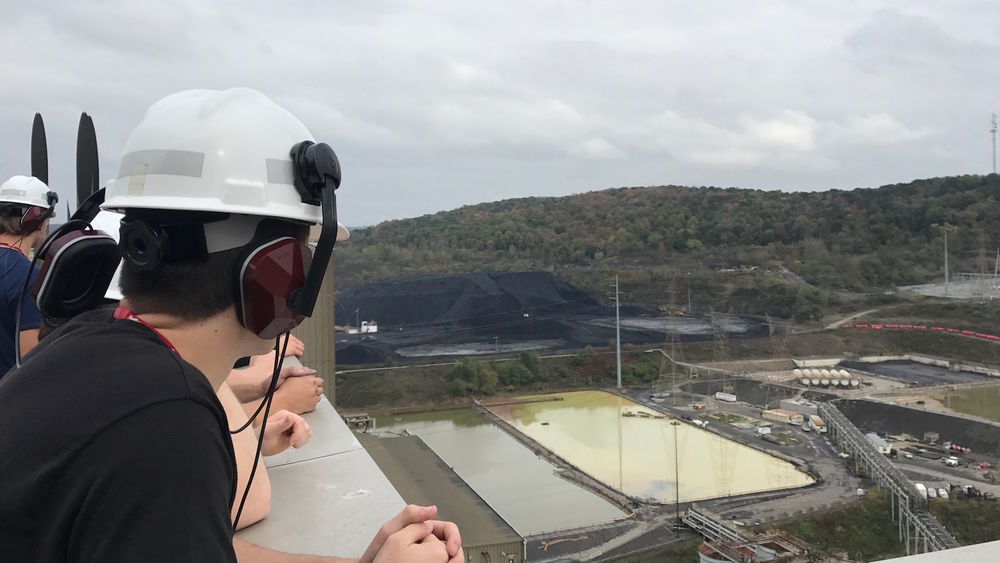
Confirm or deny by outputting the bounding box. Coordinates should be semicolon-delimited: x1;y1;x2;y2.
231;378;267;403
234;539;358;563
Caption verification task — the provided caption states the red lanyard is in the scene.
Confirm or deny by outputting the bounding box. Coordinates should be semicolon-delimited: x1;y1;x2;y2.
113;305;179;354
0;242;24;256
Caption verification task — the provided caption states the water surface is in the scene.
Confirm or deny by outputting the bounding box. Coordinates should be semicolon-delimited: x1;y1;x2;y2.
375;408;625;535
491;390;815;503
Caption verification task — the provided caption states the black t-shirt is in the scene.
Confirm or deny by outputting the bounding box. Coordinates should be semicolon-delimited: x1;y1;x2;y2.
0;308;237;562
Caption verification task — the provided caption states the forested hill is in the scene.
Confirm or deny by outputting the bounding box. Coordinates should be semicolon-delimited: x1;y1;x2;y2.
334;175;1000;318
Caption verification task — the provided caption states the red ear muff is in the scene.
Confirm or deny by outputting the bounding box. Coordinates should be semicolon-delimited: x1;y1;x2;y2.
237;237;312;339
20;205;54;233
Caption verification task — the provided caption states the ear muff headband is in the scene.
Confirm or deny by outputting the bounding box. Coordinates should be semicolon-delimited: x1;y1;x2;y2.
19;191;58;233
235;237;312;339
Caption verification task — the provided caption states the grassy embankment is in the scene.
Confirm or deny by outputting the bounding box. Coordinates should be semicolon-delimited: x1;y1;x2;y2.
930;499;1000;545
335;328;1000;412
769;489;905;561
932;387;1000;422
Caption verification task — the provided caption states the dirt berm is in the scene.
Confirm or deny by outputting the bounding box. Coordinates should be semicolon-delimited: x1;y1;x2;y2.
835;399;1000;456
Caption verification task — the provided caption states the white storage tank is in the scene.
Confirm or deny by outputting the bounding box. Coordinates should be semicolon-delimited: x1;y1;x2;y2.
793;368;802;377
811;379;821;386
821;379;830;386
928;487;938;499
800;378;811;386
915;483;927;499
851;380;861;387
938;488;949;499
839;369;851;378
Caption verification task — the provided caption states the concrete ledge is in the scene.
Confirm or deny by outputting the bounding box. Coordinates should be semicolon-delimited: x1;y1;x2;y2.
235;395;404;557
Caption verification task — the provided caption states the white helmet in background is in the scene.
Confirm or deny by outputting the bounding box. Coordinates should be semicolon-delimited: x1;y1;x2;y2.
0;175;57;209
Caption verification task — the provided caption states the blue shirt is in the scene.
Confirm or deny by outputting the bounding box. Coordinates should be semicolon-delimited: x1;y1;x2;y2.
0;248;42;376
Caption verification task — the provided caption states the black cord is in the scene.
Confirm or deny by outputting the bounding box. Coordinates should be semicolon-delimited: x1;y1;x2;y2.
230;344;284;434
232;332;290;530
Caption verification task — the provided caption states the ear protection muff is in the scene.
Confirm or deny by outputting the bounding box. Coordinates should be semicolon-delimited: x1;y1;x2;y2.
30;189;120;323
20;191;58;233
32;228;120;318
229;140;340;339
234;236;312;339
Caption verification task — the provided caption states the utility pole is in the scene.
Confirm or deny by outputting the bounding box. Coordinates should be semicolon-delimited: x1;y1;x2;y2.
608;276;624;389
355;308;360;329
992;113;997;174
671;420;681;528
939;225;957;296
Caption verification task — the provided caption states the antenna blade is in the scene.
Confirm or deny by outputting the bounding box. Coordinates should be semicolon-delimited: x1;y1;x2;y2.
31;113;49;184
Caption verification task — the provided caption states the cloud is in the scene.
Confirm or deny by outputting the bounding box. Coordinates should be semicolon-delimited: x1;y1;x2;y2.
1;1;1000;224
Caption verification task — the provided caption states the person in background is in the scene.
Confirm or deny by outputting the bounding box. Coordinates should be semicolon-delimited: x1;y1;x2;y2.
0;88;461;563
0;175;56;375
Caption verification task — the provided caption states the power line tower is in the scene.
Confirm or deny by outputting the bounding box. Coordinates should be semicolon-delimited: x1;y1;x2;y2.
710;308;731;393
710;309;731;363
766;313;786;360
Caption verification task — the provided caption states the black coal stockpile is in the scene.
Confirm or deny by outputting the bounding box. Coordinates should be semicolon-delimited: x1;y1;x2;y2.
336;271;605;337
836;399;1000;457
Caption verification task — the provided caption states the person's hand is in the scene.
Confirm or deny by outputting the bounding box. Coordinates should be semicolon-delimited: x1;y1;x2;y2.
283;334;305;357
276;365;317;389
260;410;311;456
361;505;463;563
372;522;449;563
273;375;323;415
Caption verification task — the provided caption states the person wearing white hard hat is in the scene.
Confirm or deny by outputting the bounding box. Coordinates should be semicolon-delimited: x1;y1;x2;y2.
92;209;333;532
0;175;57;374
0;89;462;563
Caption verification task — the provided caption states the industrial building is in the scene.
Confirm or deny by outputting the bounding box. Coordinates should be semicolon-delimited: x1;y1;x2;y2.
779;399;818;417
866;432;892;455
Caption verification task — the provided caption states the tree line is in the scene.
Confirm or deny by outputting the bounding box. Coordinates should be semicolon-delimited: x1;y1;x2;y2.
334;174;1000;319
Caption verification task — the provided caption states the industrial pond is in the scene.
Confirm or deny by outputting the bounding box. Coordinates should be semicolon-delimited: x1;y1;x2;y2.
373;408;625;535
489;390;815;503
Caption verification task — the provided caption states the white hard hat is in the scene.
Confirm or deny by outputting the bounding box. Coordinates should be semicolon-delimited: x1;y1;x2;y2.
0;175;56;208
103;88;324;226
89;210;125;301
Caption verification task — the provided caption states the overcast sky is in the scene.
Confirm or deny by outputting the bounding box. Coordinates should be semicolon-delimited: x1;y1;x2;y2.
2;1;999;226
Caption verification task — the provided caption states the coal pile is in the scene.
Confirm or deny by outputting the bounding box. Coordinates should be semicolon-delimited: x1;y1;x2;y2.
836;399;1000;458
336;271;603;336
334;272;769;365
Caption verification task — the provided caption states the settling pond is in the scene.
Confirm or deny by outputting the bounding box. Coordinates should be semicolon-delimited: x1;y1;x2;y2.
375;390;814;534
